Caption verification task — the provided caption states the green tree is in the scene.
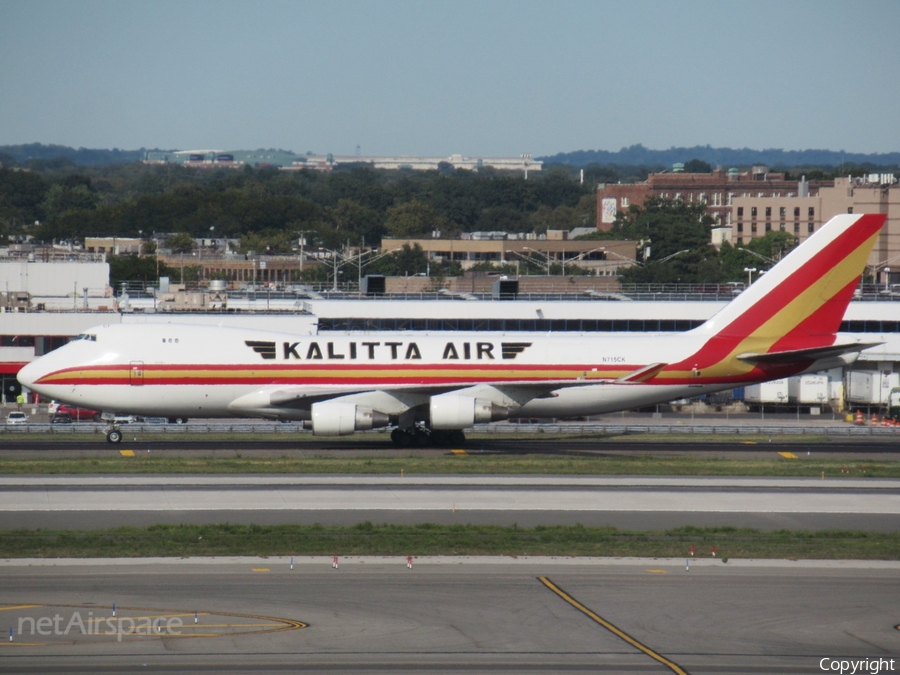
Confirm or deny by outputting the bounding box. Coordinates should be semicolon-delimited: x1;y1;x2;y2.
527;205;555;235
474;207;528;233
238;229;294;254
164;232;195;253
109;254;173;287
683;158;712;173
0;168;47;227
43;183;97;220
746;230;797;262
719;231;798;282
574;193;597;229
384;200;450;238
612;196;715;263
611;197;718;284
326;198;385;246
367;243;429;276
619;245;722;285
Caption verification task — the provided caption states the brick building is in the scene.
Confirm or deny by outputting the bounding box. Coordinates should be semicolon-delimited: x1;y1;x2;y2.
596;167;900;282
730;175;900;281
596;167;830;231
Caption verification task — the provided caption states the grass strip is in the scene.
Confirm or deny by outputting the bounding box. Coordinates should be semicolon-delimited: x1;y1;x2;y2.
2;454;900;477
1;524;898;560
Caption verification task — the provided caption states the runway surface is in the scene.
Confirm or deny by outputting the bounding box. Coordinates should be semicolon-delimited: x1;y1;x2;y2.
3;475;899;531
3;436;900;458
1;557;898;674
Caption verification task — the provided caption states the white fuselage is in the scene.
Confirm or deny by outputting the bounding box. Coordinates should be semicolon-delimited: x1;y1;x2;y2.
18;323;730;420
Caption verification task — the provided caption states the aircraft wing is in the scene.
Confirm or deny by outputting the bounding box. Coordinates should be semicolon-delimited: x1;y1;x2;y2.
268;378;606;406
230;376;622;418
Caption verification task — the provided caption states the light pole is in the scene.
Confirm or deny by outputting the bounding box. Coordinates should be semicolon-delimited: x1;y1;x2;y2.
510;249;549;275
294;230;311;273
324;245;402;292
206;226;215;281
744;267;757;286
522;247;552;276
556;247;607;276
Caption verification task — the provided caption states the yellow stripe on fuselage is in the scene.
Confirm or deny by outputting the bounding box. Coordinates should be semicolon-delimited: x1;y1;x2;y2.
42;366;633;385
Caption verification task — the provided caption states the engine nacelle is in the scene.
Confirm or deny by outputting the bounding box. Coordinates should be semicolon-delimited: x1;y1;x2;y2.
429;394;508;430
311;401;389;436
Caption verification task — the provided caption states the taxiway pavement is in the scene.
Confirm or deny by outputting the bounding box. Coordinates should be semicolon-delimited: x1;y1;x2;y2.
2;475;899;531
1;557;898;674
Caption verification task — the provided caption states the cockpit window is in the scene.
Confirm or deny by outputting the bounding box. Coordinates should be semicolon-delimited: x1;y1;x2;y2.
73;333;97;342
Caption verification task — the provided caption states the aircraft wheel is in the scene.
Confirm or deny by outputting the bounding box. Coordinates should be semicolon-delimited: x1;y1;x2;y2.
106;429;122;444
412;428;430;447
391;428;411;446
448;430;466;446
430;430;449;447
169;417;188;425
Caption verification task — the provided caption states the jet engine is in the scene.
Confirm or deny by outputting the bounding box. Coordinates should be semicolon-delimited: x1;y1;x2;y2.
429;393;508;429
311;401;390;436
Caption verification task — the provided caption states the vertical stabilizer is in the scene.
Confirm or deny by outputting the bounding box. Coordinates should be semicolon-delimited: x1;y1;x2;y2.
662;213;885;381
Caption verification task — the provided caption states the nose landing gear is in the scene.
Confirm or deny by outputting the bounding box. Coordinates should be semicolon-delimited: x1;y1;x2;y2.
105;426;122;444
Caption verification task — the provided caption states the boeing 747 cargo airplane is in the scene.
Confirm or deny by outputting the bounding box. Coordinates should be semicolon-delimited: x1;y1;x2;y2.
17;213;885;444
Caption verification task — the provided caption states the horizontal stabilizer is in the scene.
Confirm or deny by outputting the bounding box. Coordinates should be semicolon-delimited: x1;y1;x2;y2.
615;362;667;383
736;342;882;365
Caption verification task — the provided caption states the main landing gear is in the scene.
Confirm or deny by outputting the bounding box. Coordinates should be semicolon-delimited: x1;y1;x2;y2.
390;426;465;447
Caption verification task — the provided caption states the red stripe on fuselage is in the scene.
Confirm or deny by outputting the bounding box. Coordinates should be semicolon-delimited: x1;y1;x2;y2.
36;362;639;387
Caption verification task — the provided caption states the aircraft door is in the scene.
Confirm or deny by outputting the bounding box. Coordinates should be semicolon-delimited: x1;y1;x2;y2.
130;361;144;386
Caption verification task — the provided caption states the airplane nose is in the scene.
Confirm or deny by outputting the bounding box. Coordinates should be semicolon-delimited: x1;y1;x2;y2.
16;359;43;390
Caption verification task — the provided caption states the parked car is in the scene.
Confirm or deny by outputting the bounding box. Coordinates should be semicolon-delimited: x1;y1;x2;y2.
6;411;28;425
57;404;102;422
50;413;74;424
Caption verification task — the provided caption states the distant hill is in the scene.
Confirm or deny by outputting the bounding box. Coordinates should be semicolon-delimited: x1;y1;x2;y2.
539;144;900;169
0;144;305;168
4;142;899;170
0;143;149;166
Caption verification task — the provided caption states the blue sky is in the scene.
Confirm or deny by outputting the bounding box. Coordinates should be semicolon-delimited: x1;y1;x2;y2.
1;0;898;157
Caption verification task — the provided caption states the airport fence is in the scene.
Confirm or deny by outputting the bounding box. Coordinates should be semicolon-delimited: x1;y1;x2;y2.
2;422;900;438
